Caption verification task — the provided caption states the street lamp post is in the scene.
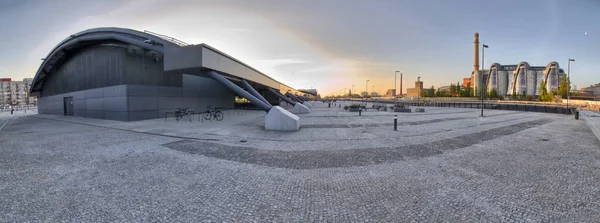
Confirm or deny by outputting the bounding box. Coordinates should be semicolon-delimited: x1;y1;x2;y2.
372;85;375;97
352;85;355;98
418;78;421;106
366;80;370;98
567;58;575;112
480;44;489;117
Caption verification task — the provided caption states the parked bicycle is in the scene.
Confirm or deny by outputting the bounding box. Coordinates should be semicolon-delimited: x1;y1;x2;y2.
203;106;224;121
175;107;192;122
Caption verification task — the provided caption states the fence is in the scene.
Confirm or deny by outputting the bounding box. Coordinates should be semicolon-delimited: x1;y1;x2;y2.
398;101;573;115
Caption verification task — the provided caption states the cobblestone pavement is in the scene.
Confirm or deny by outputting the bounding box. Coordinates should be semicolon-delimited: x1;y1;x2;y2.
1;109;600;222
164;119;553;169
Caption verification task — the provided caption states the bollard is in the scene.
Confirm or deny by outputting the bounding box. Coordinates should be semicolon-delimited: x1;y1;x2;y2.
575;110;579;120
394;115;397;131
359;108;362;116
329;103;331;108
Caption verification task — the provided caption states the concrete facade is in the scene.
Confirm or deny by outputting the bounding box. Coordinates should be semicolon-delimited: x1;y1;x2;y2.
291;103;310;114
265;106;300;131
38;74;233;121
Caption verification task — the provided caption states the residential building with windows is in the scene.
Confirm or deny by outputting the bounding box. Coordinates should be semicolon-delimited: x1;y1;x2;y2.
1;78;37;107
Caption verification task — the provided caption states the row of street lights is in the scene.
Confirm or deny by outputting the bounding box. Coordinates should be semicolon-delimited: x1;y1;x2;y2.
331;83;381;98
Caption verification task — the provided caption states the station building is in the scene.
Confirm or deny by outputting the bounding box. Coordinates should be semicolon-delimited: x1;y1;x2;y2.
30;27;311;122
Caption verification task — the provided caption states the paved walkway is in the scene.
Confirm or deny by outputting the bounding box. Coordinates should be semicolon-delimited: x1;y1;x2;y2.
1;104;600;222
581;110;600;142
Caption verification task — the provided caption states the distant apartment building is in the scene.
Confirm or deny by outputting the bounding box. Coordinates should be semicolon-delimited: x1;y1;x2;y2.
0;78;37;107
370;92;379;97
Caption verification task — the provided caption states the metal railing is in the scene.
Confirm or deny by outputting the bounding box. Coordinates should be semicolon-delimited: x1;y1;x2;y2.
143;30;190;47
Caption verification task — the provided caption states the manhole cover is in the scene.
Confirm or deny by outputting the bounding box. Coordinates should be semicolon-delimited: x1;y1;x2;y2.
540;138;549;141
239;140;247;143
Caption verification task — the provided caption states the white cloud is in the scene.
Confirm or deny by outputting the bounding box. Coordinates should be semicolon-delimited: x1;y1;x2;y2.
223;28;252;33
255;58;310;67
297;64;354;74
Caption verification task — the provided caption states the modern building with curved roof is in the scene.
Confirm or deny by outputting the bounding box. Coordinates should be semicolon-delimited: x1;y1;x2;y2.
475;61;565;96
31;27;311;124
470;33;565;97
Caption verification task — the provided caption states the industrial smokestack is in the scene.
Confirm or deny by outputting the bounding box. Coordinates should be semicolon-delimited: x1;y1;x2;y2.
474;32;479;73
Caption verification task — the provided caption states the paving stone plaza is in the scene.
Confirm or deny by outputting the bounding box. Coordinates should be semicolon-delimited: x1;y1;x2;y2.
1;102;600;222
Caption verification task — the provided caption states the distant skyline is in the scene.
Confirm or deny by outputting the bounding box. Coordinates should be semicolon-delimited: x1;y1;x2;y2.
1;0;599;95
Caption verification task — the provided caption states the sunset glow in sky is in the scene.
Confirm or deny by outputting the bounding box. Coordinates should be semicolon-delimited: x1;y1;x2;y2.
1;0;599;95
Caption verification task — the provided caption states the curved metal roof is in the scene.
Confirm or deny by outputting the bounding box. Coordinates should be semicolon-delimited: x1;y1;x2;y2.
30;27;182;93
30;27;305;96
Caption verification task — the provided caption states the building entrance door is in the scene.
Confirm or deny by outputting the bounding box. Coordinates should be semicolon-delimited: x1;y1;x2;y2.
63;97;73;116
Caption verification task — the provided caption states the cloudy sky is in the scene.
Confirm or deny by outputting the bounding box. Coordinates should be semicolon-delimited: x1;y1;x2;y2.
1;0;599;95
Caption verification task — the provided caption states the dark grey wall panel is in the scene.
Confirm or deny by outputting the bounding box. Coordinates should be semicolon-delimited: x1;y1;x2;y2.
182;89;201;97
181;74;234;109
127;85;158;97
128;96;158;111
86;110;105;119
122;47;181;87
157;86;182;97
163;44;203;72
86;98;104;111
105;111;129;121
129;111;158;121
41;44;125;97
71;91;86;100
103;85;127;97
103;97;128;112
38;85;130;121
38;70;235;122
74;110;86;117
158;97;183;110
85;88;104;99
158;109;176;119
73;99;87;111
40;42;171;98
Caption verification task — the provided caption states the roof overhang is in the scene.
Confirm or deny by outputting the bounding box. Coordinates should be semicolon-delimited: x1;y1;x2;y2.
30;28;175;93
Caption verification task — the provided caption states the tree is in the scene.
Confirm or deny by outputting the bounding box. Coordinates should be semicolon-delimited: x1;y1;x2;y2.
465;84;472;97
439;89;449;97
559;76;570;99
456;82;461;96
538;79;552;102
489;89;498;99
